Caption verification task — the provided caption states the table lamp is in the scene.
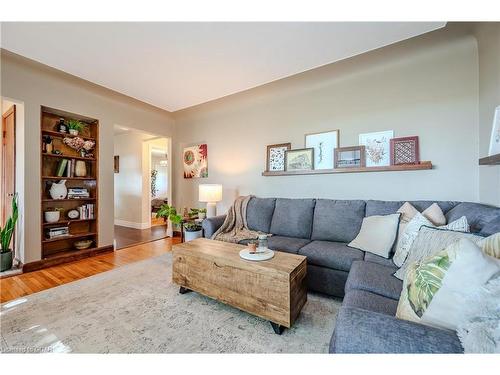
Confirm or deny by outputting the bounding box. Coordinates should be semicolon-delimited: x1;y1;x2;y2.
199;184;222;218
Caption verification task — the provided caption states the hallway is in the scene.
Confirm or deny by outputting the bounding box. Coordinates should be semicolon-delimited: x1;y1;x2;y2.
114;225;170;249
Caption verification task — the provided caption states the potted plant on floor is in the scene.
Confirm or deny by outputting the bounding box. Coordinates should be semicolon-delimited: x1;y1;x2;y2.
184;222;203;242
66;119;86;136
189;208;207;220
1;195;18;272
156;203;182;232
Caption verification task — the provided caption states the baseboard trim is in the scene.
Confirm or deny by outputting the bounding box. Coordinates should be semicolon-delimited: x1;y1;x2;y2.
23;245;114;273
114;219;150;230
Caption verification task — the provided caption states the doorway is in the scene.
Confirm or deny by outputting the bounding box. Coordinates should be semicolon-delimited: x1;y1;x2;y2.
1;103;16;227
113;125;172;249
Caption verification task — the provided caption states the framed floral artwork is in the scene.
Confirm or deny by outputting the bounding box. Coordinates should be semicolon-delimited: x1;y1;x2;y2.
304;130;339;170
183;144;208;178
285;148;314;171
266;143;291;172
359;130;394;167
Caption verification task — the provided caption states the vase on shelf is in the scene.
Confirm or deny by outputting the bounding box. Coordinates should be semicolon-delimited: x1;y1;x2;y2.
69;129;79;136
75;161;87;177
49;180;67;199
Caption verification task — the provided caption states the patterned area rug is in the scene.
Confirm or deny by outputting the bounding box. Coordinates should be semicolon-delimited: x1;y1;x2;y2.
1;253;341;353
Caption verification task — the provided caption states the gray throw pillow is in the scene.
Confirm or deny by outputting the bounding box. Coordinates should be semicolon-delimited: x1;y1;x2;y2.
394;226;484;280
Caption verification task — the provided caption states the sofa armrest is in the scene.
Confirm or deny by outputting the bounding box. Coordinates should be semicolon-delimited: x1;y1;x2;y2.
330;307;463;354
202;215;226;238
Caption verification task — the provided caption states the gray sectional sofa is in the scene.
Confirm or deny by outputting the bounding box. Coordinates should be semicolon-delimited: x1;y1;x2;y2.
202;197;500;353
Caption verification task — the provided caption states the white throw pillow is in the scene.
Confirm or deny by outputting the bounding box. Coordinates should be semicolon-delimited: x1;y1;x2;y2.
348;214;401;258
396;239;500;331
478;233;500;258
393;203;447;267
393;213;470;274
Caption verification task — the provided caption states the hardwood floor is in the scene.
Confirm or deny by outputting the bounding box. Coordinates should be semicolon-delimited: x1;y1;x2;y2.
0;237;180;304
114;224;170;249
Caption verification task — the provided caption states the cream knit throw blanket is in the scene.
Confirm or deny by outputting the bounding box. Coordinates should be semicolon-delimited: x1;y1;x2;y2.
211;195;268;243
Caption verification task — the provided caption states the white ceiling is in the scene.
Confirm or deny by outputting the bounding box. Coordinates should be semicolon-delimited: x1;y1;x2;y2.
1;22;445;112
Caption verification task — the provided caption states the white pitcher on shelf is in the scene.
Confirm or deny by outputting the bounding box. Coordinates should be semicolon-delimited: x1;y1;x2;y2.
49;180;68;200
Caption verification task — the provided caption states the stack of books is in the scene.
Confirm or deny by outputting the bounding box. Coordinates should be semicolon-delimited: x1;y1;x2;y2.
47;226;70;239
55;158;85;177
78;204;95;219
68;188;90;199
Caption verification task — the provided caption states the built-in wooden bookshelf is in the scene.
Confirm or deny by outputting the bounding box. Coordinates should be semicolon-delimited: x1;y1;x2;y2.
40;106;100;260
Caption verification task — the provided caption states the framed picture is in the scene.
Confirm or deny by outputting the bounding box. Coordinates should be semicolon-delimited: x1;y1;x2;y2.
305;130;339;170
359;130;394;167
266;143;291;171
489;106;500;156
183;144;208;178
285;148;314;171
390;136;420;165
114;155;119;173
334;146;366;168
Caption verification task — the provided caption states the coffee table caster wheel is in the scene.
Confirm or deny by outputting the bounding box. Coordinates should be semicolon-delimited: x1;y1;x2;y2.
270;322;285;335
179;286;191;294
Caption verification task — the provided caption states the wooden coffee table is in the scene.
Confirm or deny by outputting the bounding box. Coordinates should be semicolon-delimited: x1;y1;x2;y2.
172;238;307;334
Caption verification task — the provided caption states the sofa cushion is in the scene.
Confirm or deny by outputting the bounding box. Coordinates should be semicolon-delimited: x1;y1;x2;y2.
330;307;463;353
307;264;348;297
246;197;276;233
343;289;399;316
480;216;500;237
269;198;316;238
298;240;364;271
345;260;402;300
364;252;396;268
311;199;366;243
267;235;310;254
366;200;458;217
446;202;500;233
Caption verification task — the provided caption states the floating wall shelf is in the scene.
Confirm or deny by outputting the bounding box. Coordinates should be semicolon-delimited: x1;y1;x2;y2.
479;154;500;166
262;161;433;176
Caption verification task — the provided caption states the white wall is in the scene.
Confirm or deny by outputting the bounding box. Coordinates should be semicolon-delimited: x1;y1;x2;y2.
114;131;151;229
474;23;500;206
1;50;175;263
173;27;480;214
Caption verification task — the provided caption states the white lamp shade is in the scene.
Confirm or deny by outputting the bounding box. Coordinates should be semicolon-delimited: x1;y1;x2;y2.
199;184;222;203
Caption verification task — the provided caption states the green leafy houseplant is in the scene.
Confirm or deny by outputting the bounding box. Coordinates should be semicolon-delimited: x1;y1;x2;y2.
189;208;207;218
1;194;18;272
156;204;182;225
66;119;86;133
184;222;202;232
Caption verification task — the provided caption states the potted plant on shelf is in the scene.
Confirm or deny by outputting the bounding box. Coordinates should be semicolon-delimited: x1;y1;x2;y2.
183;222;203;242
156;204;182;231
189;208;207;220
44;207;64;223
1;195;18;272
66;119;86;136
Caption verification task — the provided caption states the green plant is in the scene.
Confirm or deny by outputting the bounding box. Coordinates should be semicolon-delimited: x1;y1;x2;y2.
156;204;182;224
66;119;86;132
188;208;207;217
1;194;18;253
184;222;202;232
46;207;63;212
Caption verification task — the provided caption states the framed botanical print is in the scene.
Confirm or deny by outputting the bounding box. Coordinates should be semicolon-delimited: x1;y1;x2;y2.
359;130;394;167
305;130;339;169
266;143;291;172
390;136;420;165
285;148;314;171
334;146;366;168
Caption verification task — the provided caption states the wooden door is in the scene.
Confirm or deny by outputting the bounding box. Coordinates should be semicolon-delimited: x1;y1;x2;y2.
1;105;16;226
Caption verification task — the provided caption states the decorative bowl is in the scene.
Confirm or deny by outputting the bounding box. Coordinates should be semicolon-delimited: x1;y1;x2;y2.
74;240;93;250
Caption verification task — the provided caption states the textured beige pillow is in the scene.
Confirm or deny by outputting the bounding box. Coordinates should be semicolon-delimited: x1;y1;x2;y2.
348;214;401;258
478;233;500;258
394;203;447;266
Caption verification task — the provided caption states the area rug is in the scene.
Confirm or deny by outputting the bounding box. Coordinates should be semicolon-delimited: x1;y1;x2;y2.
1;253;341;353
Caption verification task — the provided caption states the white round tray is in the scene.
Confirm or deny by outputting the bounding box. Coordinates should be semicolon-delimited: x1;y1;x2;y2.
239;248;275;261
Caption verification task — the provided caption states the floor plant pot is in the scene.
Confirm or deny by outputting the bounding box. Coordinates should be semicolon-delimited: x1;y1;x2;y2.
184;230;202;242
1;250;13;272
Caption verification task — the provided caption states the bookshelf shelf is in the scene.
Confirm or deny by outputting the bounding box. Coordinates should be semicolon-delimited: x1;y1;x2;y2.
40;106;99;260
